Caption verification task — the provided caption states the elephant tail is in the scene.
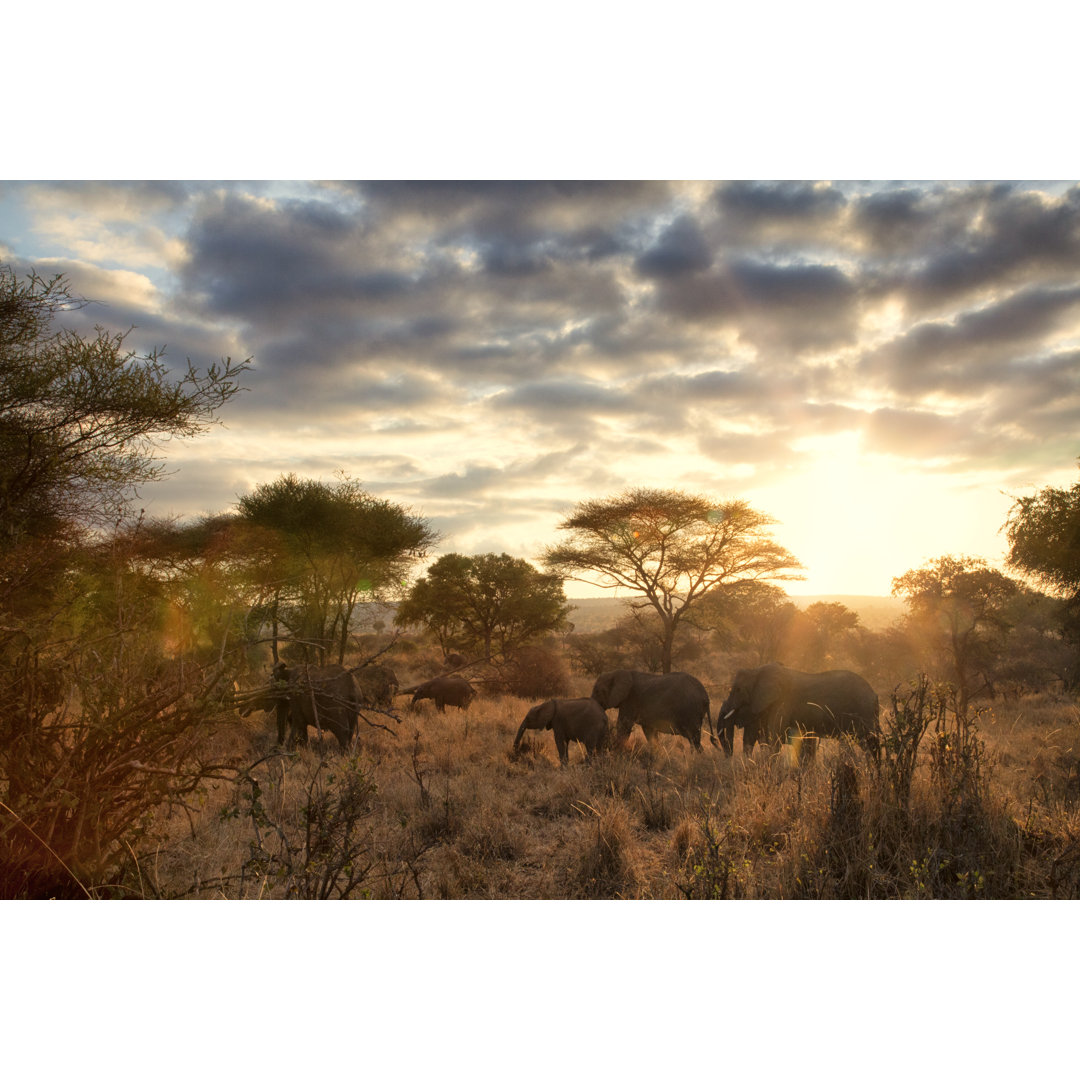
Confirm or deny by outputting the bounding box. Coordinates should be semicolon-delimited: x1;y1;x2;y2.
705;703;719;748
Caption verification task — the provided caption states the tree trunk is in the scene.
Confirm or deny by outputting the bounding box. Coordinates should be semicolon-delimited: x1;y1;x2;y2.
660;611;677;674
270;591;280;663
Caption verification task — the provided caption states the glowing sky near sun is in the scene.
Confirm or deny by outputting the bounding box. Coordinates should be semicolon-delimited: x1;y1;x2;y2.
2;180;1078;597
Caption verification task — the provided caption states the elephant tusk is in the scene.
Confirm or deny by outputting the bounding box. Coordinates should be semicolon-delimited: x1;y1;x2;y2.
723;709;735;721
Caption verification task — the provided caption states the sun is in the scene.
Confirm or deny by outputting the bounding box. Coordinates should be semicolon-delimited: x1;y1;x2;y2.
764;433;1010;597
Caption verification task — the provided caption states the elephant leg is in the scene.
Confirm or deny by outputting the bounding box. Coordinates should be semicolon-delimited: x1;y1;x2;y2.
859;728;881;760
555;731;569;765
291;714;308;748
333;720;352;752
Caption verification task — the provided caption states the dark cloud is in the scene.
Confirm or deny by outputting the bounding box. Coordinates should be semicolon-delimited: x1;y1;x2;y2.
864;283;1080;399
635;215;713;278
651;256;860;354
853;186;945;252
353;180;666;222
732;259;854;309
480;241;552;277
881;184;1080;311
491;379;632;417
180;192;385;322
716;181;846;233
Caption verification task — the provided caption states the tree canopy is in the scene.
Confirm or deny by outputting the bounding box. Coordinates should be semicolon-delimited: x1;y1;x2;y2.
395;552;572;662
892;555;1019;716
0;267;248;543
1004;468;1080;686
543;488;802;673
1005;468;1080;598
236;473;437;663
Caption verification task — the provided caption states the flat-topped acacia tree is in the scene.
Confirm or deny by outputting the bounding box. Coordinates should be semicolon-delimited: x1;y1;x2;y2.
542;488;803;674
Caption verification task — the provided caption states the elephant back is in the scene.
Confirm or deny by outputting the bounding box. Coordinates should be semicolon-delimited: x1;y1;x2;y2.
356;663;398;706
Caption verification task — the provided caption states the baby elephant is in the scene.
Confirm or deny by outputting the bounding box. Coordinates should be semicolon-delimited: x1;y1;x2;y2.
514;698;610;765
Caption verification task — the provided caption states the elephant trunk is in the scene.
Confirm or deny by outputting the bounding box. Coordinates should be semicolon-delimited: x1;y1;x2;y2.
719;708;735;756
513;718;529;751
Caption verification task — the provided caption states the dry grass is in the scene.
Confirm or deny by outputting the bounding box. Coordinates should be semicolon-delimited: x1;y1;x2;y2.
133;669;1080;899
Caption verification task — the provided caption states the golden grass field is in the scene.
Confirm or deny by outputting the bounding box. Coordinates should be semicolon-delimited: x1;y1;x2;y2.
142;658;1080;900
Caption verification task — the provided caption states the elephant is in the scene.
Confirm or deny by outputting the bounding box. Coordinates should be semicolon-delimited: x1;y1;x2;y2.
354;662;399;708
513;697;610;765
239;662;359;751
717;663;880;758
410;675;474;712
590;669;716;751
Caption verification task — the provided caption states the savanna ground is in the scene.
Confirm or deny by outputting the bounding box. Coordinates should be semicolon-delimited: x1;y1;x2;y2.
141;654;1080;900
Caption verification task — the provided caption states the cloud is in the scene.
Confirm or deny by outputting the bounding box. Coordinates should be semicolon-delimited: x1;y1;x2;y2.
491;378;633;418
881;184;1080;312
635;215;713;278
864;407;978;460
697;429;798;467
863;283;1080;399
715;180;846;245
650;256;860;354
8;178;1080;593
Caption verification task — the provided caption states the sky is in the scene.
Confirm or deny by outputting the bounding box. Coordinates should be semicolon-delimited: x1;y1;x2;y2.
2;179;1078;597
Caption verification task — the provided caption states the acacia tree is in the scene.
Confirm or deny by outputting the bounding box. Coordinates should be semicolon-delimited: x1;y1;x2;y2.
1005;468;1080;687
892;555;1019;717
236;474;437;664
0;268;247;542
0;266;249;897
395;552;572;662
543;489;803;673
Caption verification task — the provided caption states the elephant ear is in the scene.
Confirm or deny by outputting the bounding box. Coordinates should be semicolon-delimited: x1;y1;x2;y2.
607;670;635;708
751;666;786;715
539;699;557;729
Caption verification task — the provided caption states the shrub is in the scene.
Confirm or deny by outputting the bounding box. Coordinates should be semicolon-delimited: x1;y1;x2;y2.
497;644;570;699
232;754;379;899
573;798;639;897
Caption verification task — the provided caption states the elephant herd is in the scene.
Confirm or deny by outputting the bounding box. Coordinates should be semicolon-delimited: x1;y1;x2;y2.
239;657;881;767
237;662;476;751
517;664;881;766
